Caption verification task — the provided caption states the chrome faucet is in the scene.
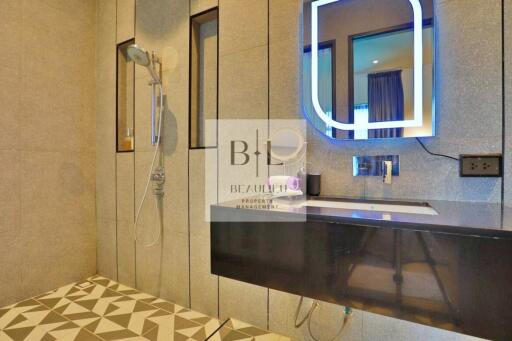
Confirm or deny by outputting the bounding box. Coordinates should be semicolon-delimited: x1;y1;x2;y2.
382;161;393;184
353;155;399;181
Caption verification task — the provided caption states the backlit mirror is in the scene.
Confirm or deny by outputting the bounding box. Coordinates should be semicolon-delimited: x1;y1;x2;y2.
303;0;434;140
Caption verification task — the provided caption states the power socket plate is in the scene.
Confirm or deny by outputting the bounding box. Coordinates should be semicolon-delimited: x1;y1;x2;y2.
459;154;502;177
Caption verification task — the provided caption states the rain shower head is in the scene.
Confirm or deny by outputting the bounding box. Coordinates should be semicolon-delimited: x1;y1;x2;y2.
127;44;151;67
127;44;161;84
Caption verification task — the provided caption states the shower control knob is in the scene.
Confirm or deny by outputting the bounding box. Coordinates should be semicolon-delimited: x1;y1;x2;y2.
151;167;165;184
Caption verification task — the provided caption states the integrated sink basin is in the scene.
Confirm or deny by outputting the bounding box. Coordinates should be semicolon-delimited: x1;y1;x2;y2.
274;198;439;215
304;199;438;215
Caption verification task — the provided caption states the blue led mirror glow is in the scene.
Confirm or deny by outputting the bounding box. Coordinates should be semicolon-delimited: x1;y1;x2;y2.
304;0;435;140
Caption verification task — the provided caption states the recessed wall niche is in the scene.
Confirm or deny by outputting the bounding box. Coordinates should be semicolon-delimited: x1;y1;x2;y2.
189;8;219;149
117;39;136;152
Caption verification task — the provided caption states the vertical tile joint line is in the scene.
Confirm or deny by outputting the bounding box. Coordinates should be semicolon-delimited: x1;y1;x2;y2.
502;0;506;205
115;0;120;283
188;0;192;311
267;0;271;331
216;0;221;322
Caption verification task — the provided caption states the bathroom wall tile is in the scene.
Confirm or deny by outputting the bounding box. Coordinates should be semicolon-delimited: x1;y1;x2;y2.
219;46;269;119
18;74;94;153
116;220;136;286
136;0;189;74
117;153;136;286
306;130;367;197
134;146;190;308
0;150;20;241
269;0;301;45
20;151;96;233
117;0;135;43
190;0;218;16
117;153;135;222
269;37;301;120
135;0;190;310
96;82;116;154
0;66;20;150
135;0;191;307
219;277;268;330
0;235;23;307
0;150;23;307
96;0;117;86
0;0;22;72
21;1;96;91
159;232;191;307
19;1;96;154
134;3;189;153
269;289;363;341
135;66;189;155
189;149;219;318
505;0;512;206
20;150;96;296
160;96;190;307
134;151;163;296
97;219;118;280
269;0;303;167
95;0;117;285
133;74;154;153
162;130;190;235
96;0;116;155
96;152;117;221
41;0;96;26
219;0;268;57
362;312;486;341
0;0;96;308
21;212;96;298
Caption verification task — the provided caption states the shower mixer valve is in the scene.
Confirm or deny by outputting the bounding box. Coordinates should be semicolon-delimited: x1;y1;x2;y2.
151;167;165;196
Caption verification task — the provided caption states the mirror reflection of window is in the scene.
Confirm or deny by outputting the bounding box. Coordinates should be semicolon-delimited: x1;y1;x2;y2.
352;25;433;139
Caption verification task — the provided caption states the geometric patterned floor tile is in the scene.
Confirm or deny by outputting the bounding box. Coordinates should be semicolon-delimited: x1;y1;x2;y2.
208;318;292;341
1;276;293;341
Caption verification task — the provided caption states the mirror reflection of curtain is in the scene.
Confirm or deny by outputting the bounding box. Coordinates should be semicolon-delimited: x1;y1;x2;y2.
368;70;404;138
303;47;333;137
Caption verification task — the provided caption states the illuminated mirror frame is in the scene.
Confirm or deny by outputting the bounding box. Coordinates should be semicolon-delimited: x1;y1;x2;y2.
311;0;424;132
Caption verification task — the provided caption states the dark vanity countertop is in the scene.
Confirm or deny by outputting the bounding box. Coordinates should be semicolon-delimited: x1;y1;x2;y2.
211;196;512;238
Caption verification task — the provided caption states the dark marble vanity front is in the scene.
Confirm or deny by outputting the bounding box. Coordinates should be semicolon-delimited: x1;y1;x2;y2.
211;197;512;341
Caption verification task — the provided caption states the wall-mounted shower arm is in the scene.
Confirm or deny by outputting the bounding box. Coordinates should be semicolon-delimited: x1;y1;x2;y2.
150;53;162;146
127;44;162;146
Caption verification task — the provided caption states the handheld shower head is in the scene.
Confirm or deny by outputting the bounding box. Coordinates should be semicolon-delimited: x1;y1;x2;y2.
127;44;161;84
127;44;151;67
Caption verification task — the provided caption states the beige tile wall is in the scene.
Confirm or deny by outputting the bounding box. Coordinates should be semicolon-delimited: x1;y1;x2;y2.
96;0;118;281
117;0;135;43
134;0;191;307
191;0;218;16
116;153;136;286
216;0;270;329
0;0;97;307
505;0;512;205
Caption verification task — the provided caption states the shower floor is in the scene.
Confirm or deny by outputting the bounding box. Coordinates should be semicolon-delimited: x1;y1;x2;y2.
0;275;290;341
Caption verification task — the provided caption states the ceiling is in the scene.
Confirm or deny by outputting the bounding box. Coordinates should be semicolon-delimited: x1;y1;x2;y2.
353;27;433;75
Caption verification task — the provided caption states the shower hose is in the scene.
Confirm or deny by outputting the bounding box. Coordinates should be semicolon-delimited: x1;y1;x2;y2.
133;83;164;248
294;296;352;341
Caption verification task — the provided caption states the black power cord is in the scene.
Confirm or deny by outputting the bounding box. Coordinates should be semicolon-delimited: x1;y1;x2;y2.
416;138;459;161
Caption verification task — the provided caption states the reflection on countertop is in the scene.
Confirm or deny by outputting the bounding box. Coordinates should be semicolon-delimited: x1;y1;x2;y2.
212;196;512;238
